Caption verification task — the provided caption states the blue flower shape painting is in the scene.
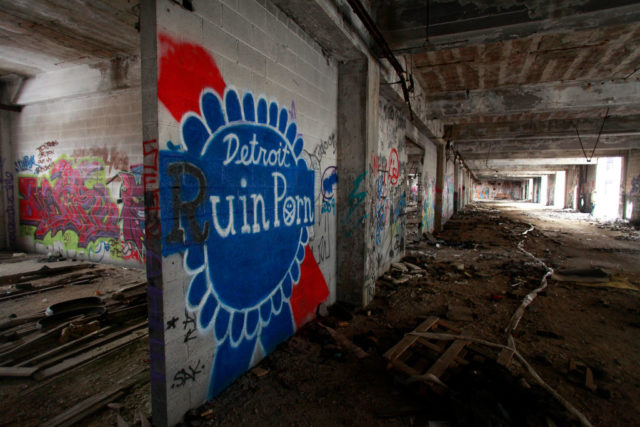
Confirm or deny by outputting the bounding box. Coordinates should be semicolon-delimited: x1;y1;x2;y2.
159;87;315;397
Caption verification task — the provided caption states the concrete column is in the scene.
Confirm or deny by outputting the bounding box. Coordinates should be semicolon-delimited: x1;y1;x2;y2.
140;1;167;425
434;143;445;232
453;160;460;213
336;57;377;306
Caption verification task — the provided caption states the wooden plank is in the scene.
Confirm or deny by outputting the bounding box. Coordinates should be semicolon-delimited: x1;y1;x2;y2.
36;329;148;379
15;325;113;367
42;370;147;427
0;323;67;362
383;317;440;361
497;348;514;366
0;366;39;377
0;284;65;302
25;320;146;368
426;340;468;378
1;263;94;285
390;359;421;376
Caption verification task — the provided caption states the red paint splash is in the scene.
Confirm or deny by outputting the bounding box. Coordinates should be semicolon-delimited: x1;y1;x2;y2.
158;33;226;122
290;246;330;328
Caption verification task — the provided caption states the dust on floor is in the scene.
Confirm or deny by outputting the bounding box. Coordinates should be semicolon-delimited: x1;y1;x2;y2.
2;201;639;426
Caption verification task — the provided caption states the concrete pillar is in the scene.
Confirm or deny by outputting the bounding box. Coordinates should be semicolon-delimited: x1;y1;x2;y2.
624;150;640;224
336;57;378;306
139;1;167;426
434;143;445;232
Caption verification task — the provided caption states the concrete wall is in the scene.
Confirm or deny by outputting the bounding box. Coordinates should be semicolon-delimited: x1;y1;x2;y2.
0;109;13;250
142;0;339;424
579;164;597;213
421;138;437;234
566;167;579;209
547;173;556;206
473;180;524;200
625;150;640;224
7;59;144;265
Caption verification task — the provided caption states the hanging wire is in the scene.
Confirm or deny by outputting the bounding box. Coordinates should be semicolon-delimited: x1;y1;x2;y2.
574;107;609;162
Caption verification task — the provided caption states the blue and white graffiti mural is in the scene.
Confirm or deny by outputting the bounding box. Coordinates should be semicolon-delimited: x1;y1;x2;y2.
157;34;329;400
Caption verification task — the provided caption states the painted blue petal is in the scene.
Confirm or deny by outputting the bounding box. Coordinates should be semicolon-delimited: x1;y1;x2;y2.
187;271;207;307
286;122;297;144
281;274;292;299
259;304;294;355
257;98;268;124
246;309;259;336
293;137;304;157
278;108;288;134
272;288;283;312
243;93;255;122
269;102;278;127
301;228;309;245
215;307;231;341
199;294;218;329
182;116;209;155
260;300;271;322
208;336;258;399
289;260;301;283
202;92;225;134
186;248;204;270
225;90;242;122
231;311;245;343
296;244;305;262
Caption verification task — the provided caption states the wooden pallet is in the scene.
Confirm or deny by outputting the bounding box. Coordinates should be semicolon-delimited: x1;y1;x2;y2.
384;317;500;385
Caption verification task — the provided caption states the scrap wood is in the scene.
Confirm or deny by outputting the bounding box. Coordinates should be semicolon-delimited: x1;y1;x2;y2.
42;370;148;427
0;313;43;331
0;284;66;302
35;327;149;380
0;323;68;364
0;366;39;377
318;323;368;359
409;331;593;427
14;324;115;367
1;263;94;285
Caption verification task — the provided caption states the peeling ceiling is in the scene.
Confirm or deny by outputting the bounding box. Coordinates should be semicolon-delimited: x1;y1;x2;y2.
376;0;640;179
0;0;139;77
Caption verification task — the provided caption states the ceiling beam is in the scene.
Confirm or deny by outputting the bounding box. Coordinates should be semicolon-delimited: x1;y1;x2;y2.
378;1;640;53
428;79;640;121
450;115;640;141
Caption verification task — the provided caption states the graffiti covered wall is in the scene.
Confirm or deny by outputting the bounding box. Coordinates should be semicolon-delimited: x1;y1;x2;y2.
473;180;524;201
421;139;437;234
367;96;407;295
150;2;338;423
11;72;143;265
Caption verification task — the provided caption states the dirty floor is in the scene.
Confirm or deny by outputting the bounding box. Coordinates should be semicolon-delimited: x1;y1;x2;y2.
1;201;639;426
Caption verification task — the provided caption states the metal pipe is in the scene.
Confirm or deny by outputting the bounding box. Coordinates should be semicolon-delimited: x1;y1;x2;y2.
346;0;414;120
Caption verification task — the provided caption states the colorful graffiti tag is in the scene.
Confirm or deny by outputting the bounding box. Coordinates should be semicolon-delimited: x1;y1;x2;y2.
157;34;329;399
17;157;144;262
421;176;435;233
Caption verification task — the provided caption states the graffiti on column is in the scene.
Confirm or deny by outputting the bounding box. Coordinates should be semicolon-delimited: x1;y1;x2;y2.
421;176;435;233
157;33;329;398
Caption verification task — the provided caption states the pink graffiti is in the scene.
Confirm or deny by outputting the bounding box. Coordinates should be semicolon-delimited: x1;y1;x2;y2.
18;158;145;259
